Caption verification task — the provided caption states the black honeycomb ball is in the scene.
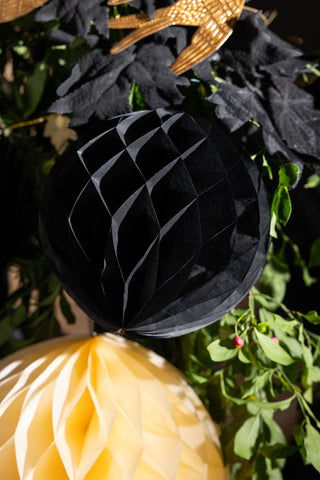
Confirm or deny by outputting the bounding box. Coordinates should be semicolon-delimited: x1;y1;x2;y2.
39;109;270;337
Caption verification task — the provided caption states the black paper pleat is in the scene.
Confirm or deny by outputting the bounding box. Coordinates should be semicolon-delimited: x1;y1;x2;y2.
39;109;270;337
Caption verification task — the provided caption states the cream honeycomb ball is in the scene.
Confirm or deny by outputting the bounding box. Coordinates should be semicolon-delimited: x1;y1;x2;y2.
0;334;229;480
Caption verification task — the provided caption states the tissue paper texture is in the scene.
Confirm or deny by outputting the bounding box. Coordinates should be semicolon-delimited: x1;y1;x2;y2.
0;334;229;480
39;109;270;337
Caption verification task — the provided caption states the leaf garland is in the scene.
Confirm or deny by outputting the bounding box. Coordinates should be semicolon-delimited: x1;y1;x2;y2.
35;0;109;43
49;45;185;126
206;12;320;168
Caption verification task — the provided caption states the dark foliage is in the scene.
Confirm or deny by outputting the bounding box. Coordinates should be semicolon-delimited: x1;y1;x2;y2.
205;13;320;168
50;45;184;126
35;0;109;43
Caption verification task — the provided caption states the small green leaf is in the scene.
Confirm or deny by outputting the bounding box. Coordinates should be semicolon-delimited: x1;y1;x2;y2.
259;310;298;334
270;212;278;238
242;374;269;399
304;387;313;404
262;412;286;444
207;338;238;362
278;163;300;187
24;62;48;118
309;239;320;269
298;325;313;366
38;286;61;307
304;423;320;473
300;310;320;325
11;304;27;326
304;174;320;189
234;416;261;459
219;371;295;411
272;328;303;359
262;154;273;180
258;264;290;311
261;443;298;459
238;348;251;364
255;330;294;365
271;185;292;226
257;322;270;333
0;316;12;346
308;366;320;383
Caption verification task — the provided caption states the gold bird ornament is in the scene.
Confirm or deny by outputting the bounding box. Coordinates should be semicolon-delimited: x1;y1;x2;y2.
108;0;245;74
0;334;229;480
0;0;48;23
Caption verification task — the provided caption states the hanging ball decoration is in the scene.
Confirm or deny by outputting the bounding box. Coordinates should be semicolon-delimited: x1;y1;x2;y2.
39;109;270;337
0;334;229;480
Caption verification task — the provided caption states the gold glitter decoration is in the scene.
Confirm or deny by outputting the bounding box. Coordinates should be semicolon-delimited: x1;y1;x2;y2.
0;0;48;23
108;0;245;74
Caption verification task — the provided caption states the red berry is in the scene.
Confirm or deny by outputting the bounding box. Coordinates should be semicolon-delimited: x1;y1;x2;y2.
233;336;244;349
271;336;280;345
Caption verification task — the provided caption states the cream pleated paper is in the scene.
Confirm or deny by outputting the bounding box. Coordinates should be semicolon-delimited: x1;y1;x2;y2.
0;334;229;480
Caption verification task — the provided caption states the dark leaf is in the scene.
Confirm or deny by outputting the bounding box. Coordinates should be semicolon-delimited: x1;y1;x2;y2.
129;0;157;19
267;77;320;159
50;49;135;125
50;44;184;125
204;12;319;170
217;11;301;83
261;57;310;81
125;43;184;108
309;239;320;269
35;0;109;42
24;62;48;118
208;82;303;170
261;443;298;459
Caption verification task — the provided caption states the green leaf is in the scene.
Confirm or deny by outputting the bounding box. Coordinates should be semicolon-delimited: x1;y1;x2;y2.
308;366;320;383
220;372;295;411
278;163;300;187
262;412;286;444
271;185;292;226
304;423;320;473
207;338;238;362
258;264;290;311
262;154;273;180
11;303;27;326
273;329;303;360
259;310;298;334
238;348;251;364
304;174;320;189
298;325;313;366
270;212;278;238
234;416;261;459
255;330;294;365
24;62;48;118
300;310;320;325
261;443;298;459
309;239;320;269
304;387;313;404
242;374;269;399
252;456;269;480
37;286;61;307
0;316;12;346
